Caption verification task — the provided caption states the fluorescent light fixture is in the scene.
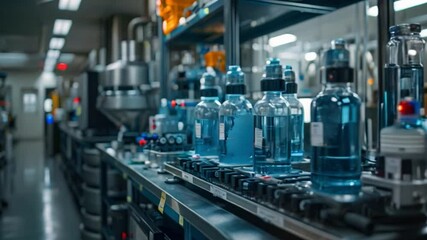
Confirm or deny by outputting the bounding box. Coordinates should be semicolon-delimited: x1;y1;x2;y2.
421;29;427;37
59;0;82;11
304;52;317;61
49;38;65;50
394;0;427;11
53;19;72;35
368;0;427;17
268;34;297;47
47;50;61;59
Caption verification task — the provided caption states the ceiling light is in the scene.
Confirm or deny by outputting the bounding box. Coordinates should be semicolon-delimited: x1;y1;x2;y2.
59;0;82;11
53;19;72;35
49;38;65;50
420;29;427;37
304;52;317;61
394;0;427;11
268;34;297;47
368;0;427;17
47;50;61;59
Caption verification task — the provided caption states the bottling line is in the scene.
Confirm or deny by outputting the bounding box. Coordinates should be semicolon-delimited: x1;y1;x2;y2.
52;1;427;240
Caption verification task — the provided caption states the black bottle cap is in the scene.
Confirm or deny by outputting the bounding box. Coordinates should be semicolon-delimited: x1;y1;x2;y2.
323;67;354;83
226;84;246;94
261;78;285;92
284;82;298;94
200;88;218;97
283;65;297;94
389;23;421;36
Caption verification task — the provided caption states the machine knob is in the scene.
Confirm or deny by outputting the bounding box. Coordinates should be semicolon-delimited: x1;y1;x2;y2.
175;136;184;145
159;137;167;145
168;136;176;145
139;139;147;146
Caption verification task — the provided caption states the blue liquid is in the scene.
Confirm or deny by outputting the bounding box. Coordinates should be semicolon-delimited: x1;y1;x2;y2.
290;114;304;161
195;118;219;156
284;94;304;162
311;87;361;195
219;114;254;165
194;97;221;156
253;115;291;175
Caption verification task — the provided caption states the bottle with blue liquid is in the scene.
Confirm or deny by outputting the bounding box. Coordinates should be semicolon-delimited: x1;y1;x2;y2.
219;66;253;165
310;39;362;195
253;58;291;175
194;70;221;157
283;65;304;162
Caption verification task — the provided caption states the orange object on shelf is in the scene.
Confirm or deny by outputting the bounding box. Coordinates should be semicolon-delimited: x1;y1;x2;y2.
157;0;196;34
205;51;226;73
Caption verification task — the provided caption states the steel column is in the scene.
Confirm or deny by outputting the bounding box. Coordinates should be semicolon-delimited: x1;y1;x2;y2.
377;0;394;150
224;0;240;66
159;16;169;99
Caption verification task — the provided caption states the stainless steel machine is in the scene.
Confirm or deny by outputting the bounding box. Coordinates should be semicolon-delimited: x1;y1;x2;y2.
97;17;159;143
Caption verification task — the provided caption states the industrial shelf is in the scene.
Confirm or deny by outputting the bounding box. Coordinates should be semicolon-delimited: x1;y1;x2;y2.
164;0;361;45
165;0;224;44
97;143;280;240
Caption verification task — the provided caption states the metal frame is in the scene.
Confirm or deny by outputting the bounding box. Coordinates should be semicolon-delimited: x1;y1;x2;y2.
224;0;239;66
157;0;362;99
96;143;279;240
376;0;395;150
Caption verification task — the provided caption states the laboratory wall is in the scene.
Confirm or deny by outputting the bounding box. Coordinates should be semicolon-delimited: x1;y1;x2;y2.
6;71;57;140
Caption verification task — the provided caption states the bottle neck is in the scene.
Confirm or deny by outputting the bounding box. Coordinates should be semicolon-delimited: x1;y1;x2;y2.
263;91;283;97
283;93;297;98
226;94;244;101
324;82;350;89
201;96;219;101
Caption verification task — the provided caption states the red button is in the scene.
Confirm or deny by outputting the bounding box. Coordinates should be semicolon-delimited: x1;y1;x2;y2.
139;139;147;146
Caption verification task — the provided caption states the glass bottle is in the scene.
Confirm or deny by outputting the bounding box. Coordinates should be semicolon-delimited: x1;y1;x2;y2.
283;65;304;162
390;24;425;114
310;39;362;195
194;70;221;157
219;66;254;165
253;58;291;175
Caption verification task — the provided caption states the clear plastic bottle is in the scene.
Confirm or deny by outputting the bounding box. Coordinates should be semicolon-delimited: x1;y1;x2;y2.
194;70;221;156
389;24;425;114
219;66;254;165
310;39;362;195
253;58;291;175
283;65;304;162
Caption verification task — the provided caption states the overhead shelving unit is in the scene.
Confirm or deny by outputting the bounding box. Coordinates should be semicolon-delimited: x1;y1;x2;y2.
159;0;362;97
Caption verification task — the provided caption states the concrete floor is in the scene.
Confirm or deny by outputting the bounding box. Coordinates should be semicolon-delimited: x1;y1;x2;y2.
0;140;80;240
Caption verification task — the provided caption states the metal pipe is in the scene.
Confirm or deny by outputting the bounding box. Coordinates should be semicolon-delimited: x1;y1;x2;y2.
377;0;394;151
127;17;149;41
224;0;240;66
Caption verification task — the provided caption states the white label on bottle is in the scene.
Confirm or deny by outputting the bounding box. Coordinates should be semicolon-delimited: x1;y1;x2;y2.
385;157;401;180
195;122;201;138
219;123;225;140
254;128;263;149
311;122;324;146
